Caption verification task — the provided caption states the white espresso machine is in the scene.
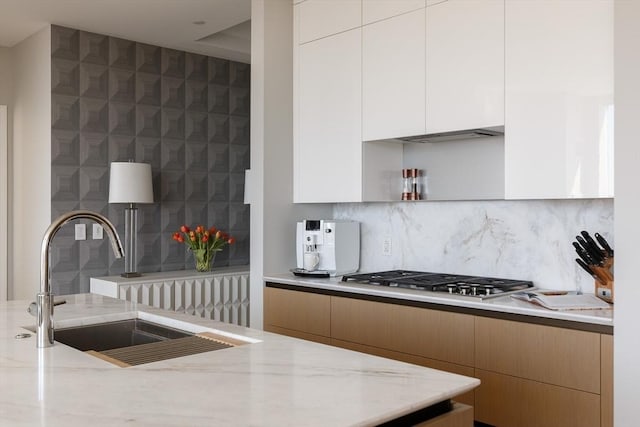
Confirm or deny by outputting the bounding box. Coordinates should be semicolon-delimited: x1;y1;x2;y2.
294;219;360;277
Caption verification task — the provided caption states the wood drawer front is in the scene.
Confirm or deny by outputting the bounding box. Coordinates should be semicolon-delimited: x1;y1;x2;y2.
264;287;331;337
475;369;600;427
265;325;332;346
475;316;600;393
601;334;613;427
415;403;473;427
331;296;474;366
330;338;475;407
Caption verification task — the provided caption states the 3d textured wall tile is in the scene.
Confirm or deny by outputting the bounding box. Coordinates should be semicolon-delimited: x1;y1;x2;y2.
79;31;109;65
51;25;251;294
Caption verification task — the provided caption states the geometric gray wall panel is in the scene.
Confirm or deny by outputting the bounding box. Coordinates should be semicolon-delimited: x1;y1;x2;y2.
51;25;250;295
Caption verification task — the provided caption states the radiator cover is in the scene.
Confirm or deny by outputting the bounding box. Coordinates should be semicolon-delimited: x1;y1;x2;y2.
90;268;250;327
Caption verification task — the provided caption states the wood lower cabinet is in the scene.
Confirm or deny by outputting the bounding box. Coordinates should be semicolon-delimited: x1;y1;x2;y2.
416;403;473;427
331;296;475;367
475;316;601;393
475;369;600;427
263;287;331;344
263;285;613;426
601;334;613;427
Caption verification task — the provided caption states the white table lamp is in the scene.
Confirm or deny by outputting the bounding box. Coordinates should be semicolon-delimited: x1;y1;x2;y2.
109;162;154;277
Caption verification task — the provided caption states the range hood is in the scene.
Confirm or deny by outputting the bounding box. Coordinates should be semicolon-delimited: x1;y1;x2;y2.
394;127;504;144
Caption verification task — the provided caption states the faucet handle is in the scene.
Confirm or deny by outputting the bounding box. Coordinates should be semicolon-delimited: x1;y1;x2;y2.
27;302;36;316
27;299;67;316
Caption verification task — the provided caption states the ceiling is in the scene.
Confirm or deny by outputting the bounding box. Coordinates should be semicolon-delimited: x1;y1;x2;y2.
0;0;252;62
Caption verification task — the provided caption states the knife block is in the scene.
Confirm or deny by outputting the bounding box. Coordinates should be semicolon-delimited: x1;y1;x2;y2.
593;258;614;304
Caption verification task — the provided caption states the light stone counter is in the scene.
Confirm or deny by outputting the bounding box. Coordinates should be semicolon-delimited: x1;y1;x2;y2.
264;274;614;328
0;294;478;426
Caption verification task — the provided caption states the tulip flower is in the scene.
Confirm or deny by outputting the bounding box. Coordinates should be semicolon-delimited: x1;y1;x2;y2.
172;224;235;271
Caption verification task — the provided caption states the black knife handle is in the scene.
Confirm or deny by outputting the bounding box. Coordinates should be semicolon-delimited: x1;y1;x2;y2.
595;232;614;257
581;231;607;259
573;242;595;266
576;235;604;265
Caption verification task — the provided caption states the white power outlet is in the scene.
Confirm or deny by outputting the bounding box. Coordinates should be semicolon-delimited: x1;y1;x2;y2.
74;224;86;240
92;224;103;240
382;236;392;256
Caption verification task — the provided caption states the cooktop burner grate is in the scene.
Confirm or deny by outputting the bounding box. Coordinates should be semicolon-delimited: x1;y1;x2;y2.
341;270;534;299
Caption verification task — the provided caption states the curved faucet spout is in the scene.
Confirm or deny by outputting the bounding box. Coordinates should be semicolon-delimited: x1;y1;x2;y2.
37;210;124;348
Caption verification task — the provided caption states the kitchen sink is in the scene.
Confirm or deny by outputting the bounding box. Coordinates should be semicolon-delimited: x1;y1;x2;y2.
52;319;193;352
24;316;254;366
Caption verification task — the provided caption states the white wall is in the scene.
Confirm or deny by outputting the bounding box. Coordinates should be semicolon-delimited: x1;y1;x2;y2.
0;48;11;301
10;26;51;300
0;47;12;105
614;1;640;425
250;0;331;329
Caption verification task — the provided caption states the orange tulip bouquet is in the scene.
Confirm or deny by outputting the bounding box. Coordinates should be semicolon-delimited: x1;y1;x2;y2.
172;225;235;272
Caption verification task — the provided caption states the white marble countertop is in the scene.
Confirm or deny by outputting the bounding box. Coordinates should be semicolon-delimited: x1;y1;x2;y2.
0;294;478;426
264;273;614;327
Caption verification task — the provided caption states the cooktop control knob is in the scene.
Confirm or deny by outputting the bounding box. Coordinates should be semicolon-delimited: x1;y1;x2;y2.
458;285;470;295
481;285;494;296
446;284;457;294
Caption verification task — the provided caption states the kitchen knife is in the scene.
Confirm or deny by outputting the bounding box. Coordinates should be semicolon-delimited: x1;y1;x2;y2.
581;231;607;259
573;242;596;266
595;232;614;257
576;235;604;265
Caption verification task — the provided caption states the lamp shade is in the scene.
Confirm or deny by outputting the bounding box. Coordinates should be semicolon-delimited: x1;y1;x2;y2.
109;162;154;204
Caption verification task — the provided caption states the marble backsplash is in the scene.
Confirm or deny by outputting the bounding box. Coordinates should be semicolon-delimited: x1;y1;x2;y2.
334;199;614;292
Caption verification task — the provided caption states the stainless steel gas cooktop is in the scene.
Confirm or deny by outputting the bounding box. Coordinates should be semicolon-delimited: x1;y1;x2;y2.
341;270;534;299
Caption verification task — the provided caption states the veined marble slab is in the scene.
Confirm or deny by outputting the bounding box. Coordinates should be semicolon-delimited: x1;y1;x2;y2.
0;294;478;426
264;274;613;327
334;199;613;292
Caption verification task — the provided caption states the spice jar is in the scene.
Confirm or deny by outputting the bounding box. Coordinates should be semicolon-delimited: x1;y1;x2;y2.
402;168;420;200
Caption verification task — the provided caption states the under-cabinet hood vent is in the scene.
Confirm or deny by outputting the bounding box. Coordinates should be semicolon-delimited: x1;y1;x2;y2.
395;127;504;144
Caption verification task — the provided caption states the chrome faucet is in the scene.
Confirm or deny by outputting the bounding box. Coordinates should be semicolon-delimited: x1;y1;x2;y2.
37;210;124;348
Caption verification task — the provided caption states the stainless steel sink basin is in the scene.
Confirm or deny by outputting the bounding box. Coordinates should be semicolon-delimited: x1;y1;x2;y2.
53;319;193;352
25;317;252;366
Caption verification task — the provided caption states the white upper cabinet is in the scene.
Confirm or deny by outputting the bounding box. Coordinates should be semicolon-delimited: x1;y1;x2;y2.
295;28;363;203
362;8;426;141
298;0;362;44
362;0;426;25
504;0;613;199
425;0;504;133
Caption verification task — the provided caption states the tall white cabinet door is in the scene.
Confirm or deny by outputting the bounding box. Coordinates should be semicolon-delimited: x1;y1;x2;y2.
362;0;426;25
505;0;613;199
295;29;362;203
298;0;361;44
425;0;504;134
362;8;426;141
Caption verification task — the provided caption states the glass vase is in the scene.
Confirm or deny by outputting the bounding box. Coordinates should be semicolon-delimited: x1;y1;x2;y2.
193;249;216;272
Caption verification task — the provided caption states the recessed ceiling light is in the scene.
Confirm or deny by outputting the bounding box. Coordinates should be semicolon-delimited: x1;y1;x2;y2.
193;20;206;25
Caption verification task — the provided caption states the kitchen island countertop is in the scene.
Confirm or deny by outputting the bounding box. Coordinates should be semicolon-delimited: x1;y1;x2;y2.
264;273;614;329
0;294;479;426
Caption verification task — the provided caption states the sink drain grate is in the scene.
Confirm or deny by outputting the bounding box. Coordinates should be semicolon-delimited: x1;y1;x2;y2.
87;333;237;367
